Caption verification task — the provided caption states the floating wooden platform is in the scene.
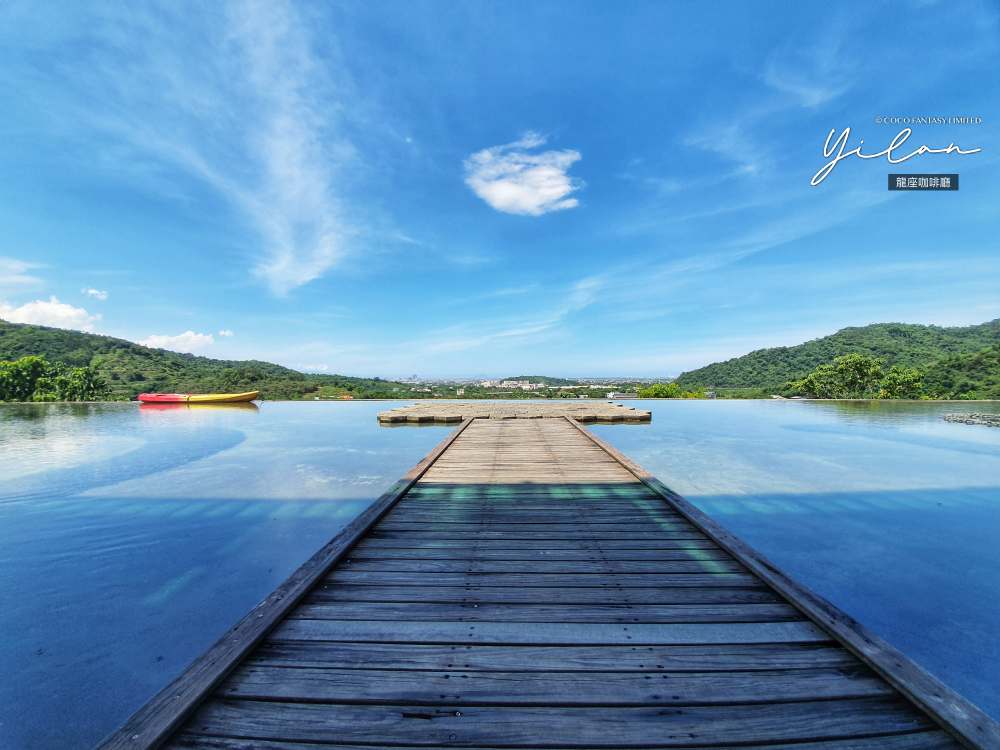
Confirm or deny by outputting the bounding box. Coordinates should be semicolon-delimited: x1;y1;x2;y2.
98;418;999;750
377;401;651;423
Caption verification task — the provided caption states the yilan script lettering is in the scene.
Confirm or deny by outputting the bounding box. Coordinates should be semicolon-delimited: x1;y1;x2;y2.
812;128;980;186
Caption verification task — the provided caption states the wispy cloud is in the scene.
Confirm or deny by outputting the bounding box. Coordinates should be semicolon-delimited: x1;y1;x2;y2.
411;274;605;355
0;258;43;290
684;27;854;178
464;132;583;216
82;287;108;300
684;118;765;174
0;296;101;331
38;3;353;296
763;36;852;108
140;331;214;352
219;329;234;337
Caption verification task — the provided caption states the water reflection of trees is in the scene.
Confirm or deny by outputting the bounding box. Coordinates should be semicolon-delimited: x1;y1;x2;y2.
0;402;108;423
809;399;957;426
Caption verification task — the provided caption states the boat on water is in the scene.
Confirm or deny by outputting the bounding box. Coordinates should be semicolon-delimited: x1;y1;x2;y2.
137;391;259;404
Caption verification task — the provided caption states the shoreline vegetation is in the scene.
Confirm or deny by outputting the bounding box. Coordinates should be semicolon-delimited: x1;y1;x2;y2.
1;318;998;403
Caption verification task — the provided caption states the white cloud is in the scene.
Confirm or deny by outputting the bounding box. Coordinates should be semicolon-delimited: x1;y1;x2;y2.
464;132;583;216
0;296;101;331
0;258;43;290
140;331;215;352
30;3;352;296
189;4;349;295
82;287;108;300
219;329;234;337
298;364;328;371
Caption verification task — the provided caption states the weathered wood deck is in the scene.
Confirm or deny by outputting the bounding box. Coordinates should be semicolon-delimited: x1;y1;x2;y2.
98;418;999;750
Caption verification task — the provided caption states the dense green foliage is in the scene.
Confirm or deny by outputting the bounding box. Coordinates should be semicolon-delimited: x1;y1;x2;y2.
0;355;112;402
787;354;922;399
919;345;1000;400
675;320;1000;394
0;321;328;400
639;382;681;398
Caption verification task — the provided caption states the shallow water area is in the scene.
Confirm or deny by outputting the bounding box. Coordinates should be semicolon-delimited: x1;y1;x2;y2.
2;399;998;749
0;401;451;750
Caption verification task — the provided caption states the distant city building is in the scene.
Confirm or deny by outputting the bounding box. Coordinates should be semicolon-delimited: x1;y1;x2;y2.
456;388;465;395
498;380;546;391
481;379;501;388
705;390;717;399
606;392;638;399
578;394;589;399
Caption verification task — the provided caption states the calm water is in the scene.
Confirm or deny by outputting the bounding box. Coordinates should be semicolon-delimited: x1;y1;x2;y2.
1;400;998;748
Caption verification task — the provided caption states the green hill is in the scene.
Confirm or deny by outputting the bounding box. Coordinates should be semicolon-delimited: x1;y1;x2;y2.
920;344;1000;399
0;321;401;401
674;320;1000;396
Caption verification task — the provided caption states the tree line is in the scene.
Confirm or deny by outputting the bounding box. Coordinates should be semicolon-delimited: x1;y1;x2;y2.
635;354;924;399
787;354;922;399
0;356;112;402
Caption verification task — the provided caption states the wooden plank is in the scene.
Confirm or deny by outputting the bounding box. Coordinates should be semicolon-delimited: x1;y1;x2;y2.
394;505;664;511
290;601;805;623
248;641;863;672
350;542;733;561
163;731;963;750
267;619;829;645
303;585;785;605
350;538;722;550
365;531;710;540
387;514;680;521
369;526;704;534
94;419;477;750
218;665;893;705
385;508;684;518
382;516;688;525
403;491;658;499
334;559;746;574
323;571;764;588
401;490;657;496
176;697;937;746
399;493;644;502
372;524;698;532
344;547;735;561
564;417;1000;750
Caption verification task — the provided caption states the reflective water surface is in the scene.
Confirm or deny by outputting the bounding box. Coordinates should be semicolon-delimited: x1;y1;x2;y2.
0;402;453;750
1;400;998;748
592;399;1000;723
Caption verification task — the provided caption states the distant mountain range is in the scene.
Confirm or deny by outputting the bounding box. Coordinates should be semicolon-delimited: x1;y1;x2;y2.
0;321;389;400
674;320;1000;399
4;318;998;400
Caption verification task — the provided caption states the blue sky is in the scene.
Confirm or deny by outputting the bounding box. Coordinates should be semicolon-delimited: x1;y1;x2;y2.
1;1;997;377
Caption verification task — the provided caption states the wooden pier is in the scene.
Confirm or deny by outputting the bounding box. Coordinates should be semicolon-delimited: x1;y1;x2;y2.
99;417;999;750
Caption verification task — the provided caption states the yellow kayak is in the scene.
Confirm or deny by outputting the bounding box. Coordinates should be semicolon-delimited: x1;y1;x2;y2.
138;391;259;403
